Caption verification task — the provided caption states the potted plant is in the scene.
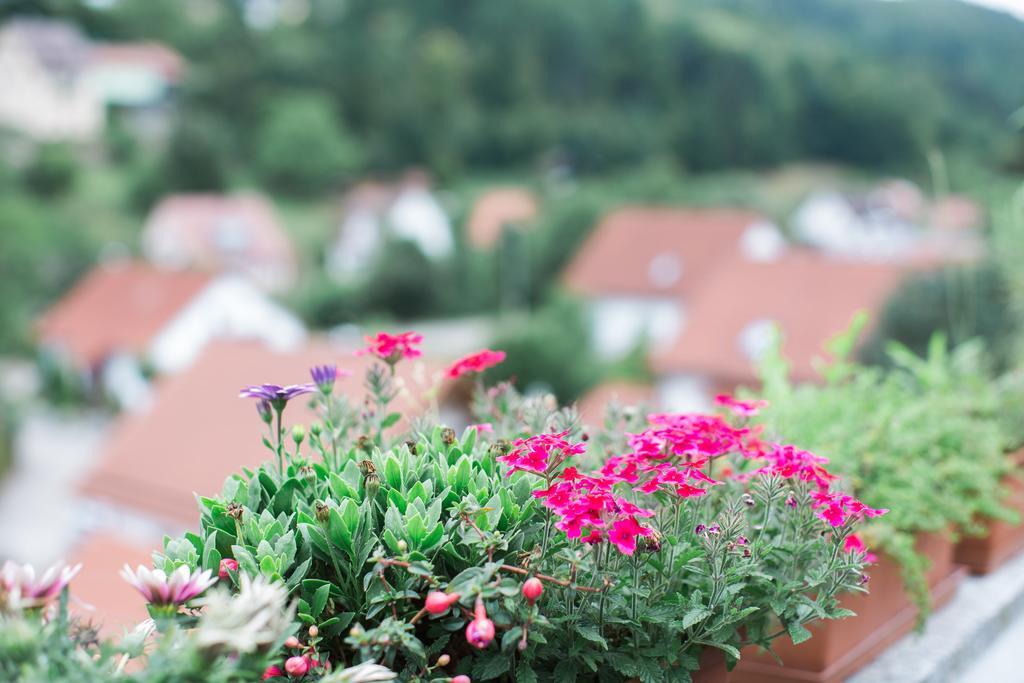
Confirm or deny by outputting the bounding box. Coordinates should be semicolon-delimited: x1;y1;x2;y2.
145;332;878;682
733;324;1013;683
954;369;1024;573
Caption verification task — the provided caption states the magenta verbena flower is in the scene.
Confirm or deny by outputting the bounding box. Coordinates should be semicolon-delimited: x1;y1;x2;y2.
239;383;316;412
1;560;80;608
809;490;888;527
714;393;768;417
498;430;586;475
121;564;217;606
355;331;423;363
446;348;506;378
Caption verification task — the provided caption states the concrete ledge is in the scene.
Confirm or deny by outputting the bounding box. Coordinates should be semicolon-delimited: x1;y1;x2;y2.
847;549;1024;682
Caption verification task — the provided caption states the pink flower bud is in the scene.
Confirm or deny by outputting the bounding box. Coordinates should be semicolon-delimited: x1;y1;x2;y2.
452;676;472;683
285;656;309;677
521;577;543;605
465;597;495;649
263;665;284;680
218;558;239;580
284;636;300;649
425;590;460;615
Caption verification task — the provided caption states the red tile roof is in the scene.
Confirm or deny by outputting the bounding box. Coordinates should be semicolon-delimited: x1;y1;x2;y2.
36;262;214;368
79;340;449;526
142;194;295;283
68;532;156;636
563;207;764;299
466;187;538;249
652;251;907;385
89;42;185;82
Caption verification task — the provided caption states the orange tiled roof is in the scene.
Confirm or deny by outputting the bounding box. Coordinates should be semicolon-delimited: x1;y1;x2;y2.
466;187;538;249
563;207;764;299
653;251;908;385
36;262;214;368
89;42;185;82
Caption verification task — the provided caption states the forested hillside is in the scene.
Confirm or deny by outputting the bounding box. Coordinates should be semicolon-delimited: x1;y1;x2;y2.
15;0;1022;183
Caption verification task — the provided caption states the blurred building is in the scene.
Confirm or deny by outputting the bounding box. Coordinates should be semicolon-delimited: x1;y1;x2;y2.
0;18;103;140
36;261;305;410
87;42;184;108
651;251;905;410
465;186;538;250
791;181;984;264
141;193;297;292
86;41;185;141
563;207;786;360
327;171;453;281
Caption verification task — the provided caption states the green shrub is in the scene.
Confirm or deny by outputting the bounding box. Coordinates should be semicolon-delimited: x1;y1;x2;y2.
22;143;77;198
255;94;362;197
753;318;1013;612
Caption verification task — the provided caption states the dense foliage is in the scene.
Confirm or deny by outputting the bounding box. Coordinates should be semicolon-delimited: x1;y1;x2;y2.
753;319;1016;611
30;0;1024;181
141;334;878;681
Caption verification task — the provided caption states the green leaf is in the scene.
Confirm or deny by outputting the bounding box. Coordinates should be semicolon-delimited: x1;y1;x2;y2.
473;655;511;681
516;665;538;683
576;625;608;649
311;583;331;618
384;455;402;489
787;621;813;645
381;412;402;429
328;472;358;501
681;608;712;630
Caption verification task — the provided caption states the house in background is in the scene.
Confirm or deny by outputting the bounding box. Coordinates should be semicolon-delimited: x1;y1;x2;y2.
466;186;538;250
36;261;306;410
651;252;906;411
327;170;453;281
0;18;103;140
141;193;297;292
791;180;984;264
87;42;184;108
563;207;786;360
86;41;184;141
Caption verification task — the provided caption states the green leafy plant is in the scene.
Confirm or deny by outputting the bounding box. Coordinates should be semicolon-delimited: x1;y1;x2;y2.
149;333;875;681
753;316;1014;613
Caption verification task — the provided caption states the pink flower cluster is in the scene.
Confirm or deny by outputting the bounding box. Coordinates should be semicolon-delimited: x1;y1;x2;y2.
714;393;767;417
751;444;836;489
533;468;656;555
497;430;586;475
447;348;506;378
810;490;888;528
356;331;423;363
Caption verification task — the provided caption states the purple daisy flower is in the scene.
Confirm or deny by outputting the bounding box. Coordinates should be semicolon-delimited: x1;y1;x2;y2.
310;364;338;394
238;383;316;412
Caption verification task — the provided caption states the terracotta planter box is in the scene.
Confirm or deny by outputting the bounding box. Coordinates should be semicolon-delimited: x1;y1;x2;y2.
692;648;728;683
955;450;1024;574
730;530;965;683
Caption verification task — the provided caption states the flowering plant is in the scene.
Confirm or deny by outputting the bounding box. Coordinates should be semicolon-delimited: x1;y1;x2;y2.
752;320;1014;612
145;334;883;682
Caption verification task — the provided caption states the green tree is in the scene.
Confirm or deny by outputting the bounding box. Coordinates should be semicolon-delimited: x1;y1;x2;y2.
255;94;361;196
22;143;77;198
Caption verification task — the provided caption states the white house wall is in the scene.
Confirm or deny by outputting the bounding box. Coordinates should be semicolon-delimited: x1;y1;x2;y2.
0;33;103;140
148;276;306;374
589;297;683;360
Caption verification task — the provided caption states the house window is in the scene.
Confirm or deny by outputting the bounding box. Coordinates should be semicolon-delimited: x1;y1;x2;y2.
647;252;682;289
737;318;778;363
